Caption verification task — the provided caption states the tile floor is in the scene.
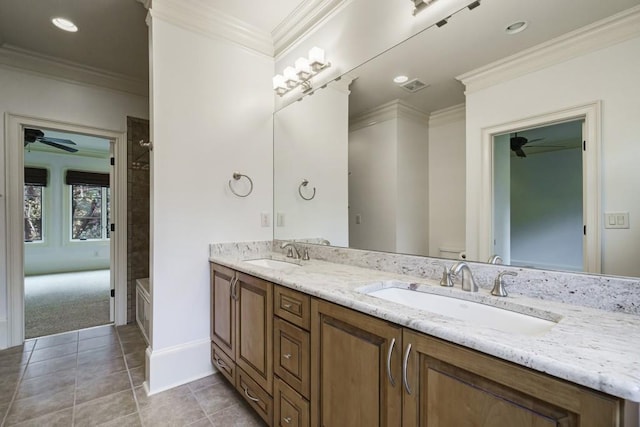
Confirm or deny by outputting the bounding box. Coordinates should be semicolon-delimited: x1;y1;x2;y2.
0;324;265;426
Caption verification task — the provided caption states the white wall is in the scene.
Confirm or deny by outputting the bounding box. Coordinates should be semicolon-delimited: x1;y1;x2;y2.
148;16;274;393
427;104;466;258
0;66;148;349
24;150;111;275
349;102;429;255
273;83;349;246
510;148;583;271
465;35;640;277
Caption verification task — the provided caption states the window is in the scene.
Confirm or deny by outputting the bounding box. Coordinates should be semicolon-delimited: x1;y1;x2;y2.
66;170;110;241
24;167;47;242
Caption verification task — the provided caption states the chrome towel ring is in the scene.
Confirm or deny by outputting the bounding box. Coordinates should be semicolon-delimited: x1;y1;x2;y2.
298;179;316;201
229;172;253;198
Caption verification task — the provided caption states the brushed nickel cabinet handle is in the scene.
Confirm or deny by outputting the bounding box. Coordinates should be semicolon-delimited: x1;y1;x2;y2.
283;353;292;359
215;357;227;368
283;417;292;424
403;343;412;395
283;303;292;309
243;386;260;402
230;276;239;300
386;338;396;387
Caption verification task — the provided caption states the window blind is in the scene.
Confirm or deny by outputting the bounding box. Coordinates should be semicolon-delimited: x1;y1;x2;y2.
24;167;48;186
65;170;109;187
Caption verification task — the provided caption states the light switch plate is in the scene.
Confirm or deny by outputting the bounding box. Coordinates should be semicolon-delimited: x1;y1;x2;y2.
604;212;629;229
260;212;270;227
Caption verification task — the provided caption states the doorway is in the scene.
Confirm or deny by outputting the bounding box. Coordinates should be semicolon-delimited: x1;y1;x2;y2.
493;120;584;271
23;128;113;338
4;114;128;347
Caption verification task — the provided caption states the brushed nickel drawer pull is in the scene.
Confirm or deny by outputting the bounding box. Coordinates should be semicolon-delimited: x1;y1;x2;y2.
283;417;292;423
283;303;292;309
403;343;412;395
283;353;292;359
215;357;227;368
243;386;260;402
386;338;396;387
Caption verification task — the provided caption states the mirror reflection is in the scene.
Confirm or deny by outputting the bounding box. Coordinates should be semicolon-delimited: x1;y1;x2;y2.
273;0;640;278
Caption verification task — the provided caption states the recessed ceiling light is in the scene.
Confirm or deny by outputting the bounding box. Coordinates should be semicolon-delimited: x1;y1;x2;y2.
505;21;527;35
393;75;409;84
52;17;78;32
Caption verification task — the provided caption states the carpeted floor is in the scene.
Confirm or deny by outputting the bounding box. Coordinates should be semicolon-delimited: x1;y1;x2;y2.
24;270;111;339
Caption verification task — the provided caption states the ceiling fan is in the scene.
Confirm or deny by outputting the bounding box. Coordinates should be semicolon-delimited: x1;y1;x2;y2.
24;128;78;153
509;132;544;158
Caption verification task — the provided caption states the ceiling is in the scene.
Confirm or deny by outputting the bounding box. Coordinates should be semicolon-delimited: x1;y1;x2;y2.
24;128;111;158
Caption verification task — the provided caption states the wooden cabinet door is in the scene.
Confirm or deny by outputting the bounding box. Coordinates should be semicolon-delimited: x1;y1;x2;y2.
236;272;273;394
210;263;236;359
311;299;402;427
402;329;621;427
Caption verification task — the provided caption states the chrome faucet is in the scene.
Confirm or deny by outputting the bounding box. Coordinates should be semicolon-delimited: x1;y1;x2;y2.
280;242;301;259
487;254;503;264
491;271;518;297
449;261;478;292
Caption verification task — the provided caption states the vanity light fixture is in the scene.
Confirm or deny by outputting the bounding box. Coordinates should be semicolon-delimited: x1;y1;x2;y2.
273;47;331;96
412;0;438;16
51;17;78;32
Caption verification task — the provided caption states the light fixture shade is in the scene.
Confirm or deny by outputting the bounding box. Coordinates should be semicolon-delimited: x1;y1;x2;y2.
308;47;325;65
272;74;286;90
283;66;299;88
295;57;312;79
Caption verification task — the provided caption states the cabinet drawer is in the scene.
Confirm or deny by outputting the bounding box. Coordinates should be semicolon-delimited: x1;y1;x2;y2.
211;343;235;385
274;286;310;330
236;367;273;426
274;377;309;427
274;318;310;399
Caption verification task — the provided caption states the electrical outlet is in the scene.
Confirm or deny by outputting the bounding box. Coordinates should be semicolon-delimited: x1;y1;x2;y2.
260;212;271;227
277;212;285;227
355;214;362;225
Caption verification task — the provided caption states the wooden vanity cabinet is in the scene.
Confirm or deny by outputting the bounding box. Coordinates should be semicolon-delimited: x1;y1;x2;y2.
310;299;403;427
210;263;274;425
402;329;622;427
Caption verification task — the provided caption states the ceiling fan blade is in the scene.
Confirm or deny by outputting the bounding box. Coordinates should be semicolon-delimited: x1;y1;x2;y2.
38;137;77;145
39;140;79;153
514;147;527;158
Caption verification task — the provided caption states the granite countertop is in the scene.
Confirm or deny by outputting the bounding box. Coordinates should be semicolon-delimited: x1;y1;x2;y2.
209;252;640;402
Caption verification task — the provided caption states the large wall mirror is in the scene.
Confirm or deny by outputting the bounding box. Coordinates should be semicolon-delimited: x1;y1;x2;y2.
274;0;640;278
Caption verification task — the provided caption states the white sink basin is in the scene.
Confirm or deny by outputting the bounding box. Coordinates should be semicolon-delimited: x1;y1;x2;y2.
364;286;556;336
243;258;301;270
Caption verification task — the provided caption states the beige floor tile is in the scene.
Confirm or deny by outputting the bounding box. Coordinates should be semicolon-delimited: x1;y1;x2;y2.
75;370;131;404
33;332;78;350
4;384;74;425
9;407;73;427
79;325;116;340
22;354;77;380
0;350;31;367
74;389;137;427
78;334;119;352
138;385;207;426
16;367;76;400
188;373;224;392
76;356;127;382
0;373;21;404
193;380;240;415
187;417;214;426
120;340;147;355
77;344;122;365
29;341;77;363
124;350;145;369
208;402;266;427
129;366;145;387
96;412;142;427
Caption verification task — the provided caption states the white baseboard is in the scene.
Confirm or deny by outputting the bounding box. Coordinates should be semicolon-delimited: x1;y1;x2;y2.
145;337;215;395
0;318;7;350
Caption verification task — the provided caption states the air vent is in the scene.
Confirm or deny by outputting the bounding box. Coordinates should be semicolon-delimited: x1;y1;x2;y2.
400;78;429;93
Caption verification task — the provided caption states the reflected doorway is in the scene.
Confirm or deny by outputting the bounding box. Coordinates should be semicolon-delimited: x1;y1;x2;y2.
493;120;584;271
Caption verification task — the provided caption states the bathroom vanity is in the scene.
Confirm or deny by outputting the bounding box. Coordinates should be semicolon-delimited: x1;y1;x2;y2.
209;242;640;427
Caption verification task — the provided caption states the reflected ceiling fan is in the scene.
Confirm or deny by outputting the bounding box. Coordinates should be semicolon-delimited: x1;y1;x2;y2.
24;128;78;153
509;132;544;158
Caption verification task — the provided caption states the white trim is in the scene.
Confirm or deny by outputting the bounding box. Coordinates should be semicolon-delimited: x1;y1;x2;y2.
150;0;274;57
477;102;601;274
428;103;466;127
0;45;148;97
4;114;128;347
0;319;7;349
145;338;215;395
350;99;429;131
273;0;353;59
457;6;640;93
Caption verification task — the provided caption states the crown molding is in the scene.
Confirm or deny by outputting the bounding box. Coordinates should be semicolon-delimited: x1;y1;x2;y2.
150;0;274;57
0;44;148;97
350;100;429;131
429;103;465;127
457;5;640;94
273;0;352;59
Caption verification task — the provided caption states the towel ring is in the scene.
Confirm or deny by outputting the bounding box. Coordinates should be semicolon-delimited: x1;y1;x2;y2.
229;172;253;198
298;179;316;201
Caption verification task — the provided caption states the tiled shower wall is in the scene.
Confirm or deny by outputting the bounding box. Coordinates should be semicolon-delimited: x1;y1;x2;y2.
127;117;150;323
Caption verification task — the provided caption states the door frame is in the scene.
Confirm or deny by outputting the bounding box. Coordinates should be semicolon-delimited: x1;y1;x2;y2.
4;113;128;346
478;101;601;274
